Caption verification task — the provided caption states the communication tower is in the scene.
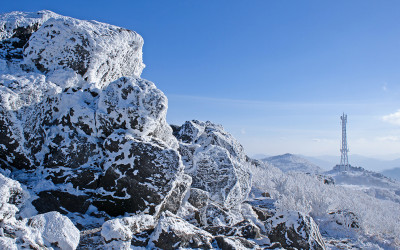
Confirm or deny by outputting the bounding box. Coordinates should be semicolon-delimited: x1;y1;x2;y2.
340;113;349;171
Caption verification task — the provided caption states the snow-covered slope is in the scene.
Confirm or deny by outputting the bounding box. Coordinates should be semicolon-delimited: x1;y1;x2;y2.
250;162;400;249
262;153;323;174
325;165;400;204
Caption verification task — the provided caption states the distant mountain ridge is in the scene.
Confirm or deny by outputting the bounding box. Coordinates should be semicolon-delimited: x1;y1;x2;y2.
301;154;400;172
381;167;400;182
261;153;323;174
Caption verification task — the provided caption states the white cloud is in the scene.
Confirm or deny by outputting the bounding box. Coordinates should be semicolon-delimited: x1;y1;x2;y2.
377;136;400;142
382;110;400;126
382;82;388;91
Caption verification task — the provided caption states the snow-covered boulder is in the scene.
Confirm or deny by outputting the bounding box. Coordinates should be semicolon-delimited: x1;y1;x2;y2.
95;132;190;216
214;236;260;249
0;175;80;250
1;211;80;250
0;173;27;221
204;219;261;239
25;211;80;249
96;76;176;147
20;13;144;88
266;211;326;250
328;210;360;229
101;214;155;243
149;211;213;249
174;120;252;209
0;10;61;61
188;187;210;209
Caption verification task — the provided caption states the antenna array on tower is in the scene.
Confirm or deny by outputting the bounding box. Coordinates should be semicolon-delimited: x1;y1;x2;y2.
340;113;349;171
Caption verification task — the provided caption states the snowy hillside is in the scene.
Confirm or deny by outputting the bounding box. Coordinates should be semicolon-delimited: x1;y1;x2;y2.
325;165;400;204
0;10;399;249
250;163;400;249
262;153;323;174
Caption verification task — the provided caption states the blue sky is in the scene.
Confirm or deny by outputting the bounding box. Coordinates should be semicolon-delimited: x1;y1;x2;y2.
2;1;400;159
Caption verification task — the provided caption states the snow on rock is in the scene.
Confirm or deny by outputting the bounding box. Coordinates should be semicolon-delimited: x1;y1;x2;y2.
0;10;188;223
188;187;210;209
266;210;326;250
95;132;189;216
0;173;79;249
173;120;252;209
22;14;144;88
96;76;176;147
101;214;155;242
0;173;27;221
214;236;260;250
1;211;80;250
25;211;80;250
149;211;213;249
0;10;62;61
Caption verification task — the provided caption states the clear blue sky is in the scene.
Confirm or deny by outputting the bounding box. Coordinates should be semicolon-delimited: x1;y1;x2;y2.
2;1;400;159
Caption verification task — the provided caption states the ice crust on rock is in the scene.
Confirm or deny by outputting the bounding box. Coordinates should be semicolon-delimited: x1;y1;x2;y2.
101;214;155;242
24;17;144;88
96;132;189;216
149;211;213;249
25;211;80;250
174;120;252;209
0;173;80;250
0;11;62;61
0;173;27;222
266;210;326;249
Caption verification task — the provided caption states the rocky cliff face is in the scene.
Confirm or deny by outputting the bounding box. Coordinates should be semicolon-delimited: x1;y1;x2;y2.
0;10;326;249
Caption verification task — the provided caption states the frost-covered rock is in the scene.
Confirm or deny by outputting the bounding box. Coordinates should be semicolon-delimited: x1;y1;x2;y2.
0;10;61;61
3;11;145;88
101;214;155;243
96;76;176;147
0;10;188;221
174;120;252;209
149;211;213;249
200;202;243;227
204;219;261;239
0;173;27;221
266;211;326;250
25;211;80;249
1;191;80;250
95;133;189;216
328;210;360;229
188;187;210;209
214;236;260;250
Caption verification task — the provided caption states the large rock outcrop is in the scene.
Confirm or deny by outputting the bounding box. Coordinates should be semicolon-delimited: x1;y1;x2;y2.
0;10;188;220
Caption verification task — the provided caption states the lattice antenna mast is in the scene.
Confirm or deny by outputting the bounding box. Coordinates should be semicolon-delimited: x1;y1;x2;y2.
340;113;349;171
